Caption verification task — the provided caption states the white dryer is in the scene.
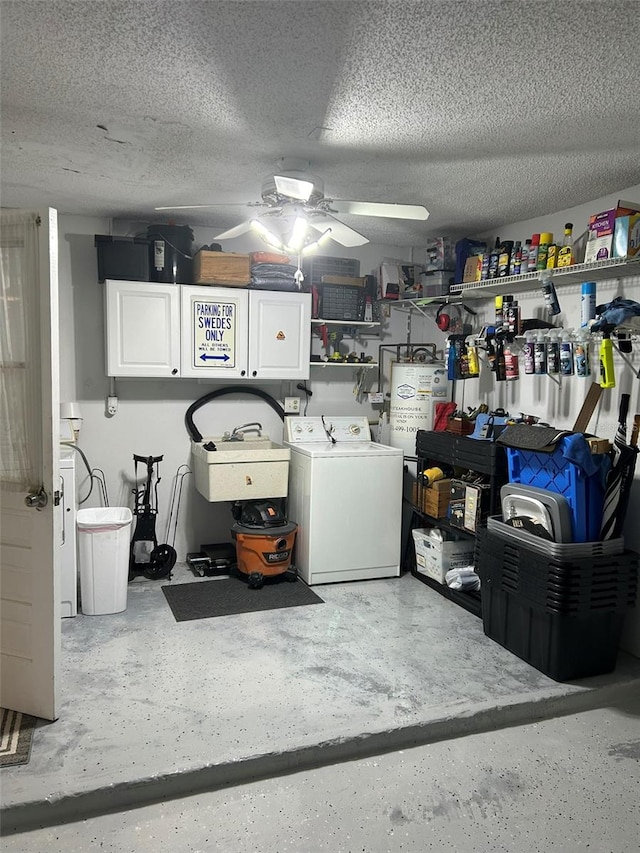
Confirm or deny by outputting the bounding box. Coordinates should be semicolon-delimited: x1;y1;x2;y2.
284;416;404;585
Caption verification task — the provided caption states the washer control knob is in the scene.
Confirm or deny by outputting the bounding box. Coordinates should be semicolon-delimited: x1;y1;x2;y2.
294;425;303;433
349;424;361;435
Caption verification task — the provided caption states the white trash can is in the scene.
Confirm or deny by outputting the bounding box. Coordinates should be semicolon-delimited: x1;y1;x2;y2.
77;507;133;615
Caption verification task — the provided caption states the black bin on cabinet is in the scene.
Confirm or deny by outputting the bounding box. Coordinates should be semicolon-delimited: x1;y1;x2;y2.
95;235;150;283
476;528;639;681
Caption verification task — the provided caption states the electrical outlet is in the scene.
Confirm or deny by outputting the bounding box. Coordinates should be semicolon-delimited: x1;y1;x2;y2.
284;396;300;414
107;395;118;416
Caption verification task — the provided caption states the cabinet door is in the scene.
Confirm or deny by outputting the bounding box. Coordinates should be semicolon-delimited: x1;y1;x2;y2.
105;280;180;377
180;285;249;379
248;290;311;380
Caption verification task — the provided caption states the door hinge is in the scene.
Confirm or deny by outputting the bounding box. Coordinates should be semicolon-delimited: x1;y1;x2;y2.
53;490;61;507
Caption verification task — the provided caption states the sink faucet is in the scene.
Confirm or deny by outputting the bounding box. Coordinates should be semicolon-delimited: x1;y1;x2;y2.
224;422;263;441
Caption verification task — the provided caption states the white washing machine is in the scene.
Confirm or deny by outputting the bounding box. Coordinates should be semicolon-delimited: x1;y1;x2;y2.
284;416;404;585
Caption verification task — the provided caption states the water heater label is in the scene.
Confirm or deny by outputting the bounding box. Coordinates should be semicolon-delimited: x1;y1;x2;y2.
396;383;415;400
192;300;236;368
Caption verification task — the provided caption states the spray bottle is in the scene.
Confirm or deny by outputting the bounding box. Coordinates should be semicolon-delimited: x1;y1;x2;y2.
546;329;560;374
599;330;616;388
541;271;561;316
504;345;520;381
573;327;591;377
560;328;574;376
534;331;547;374
466;336;480;378
495;338;506;382
523;331;536;374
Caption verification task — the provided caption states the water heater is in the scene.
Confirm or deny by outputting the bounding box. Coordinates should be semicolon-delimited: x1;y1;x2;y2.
388;362;450;456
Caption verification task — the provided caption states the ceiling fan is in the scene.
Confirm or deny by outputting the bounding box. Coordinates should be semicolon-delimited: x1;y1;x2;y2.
155;158;429;252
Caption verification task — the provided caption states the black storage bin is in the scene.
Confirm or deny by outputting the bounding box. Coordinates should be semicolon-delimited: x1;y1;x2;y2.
95;235;150;283
476;528;639;680
476;529;639;614
482;585;626;681
416;430;508;478
146;224;194;284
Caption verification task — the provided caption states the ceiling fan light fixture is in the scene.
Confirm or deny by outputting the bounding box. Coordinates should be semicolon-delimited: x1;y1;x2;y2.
274;174;314;202
250;218;284;251
301;227;332;255
287;216;308;252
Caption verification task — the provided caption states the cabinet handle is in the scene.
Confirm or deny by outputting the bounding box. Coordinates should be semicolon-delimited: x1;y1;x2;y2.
252;370;257;377
241;370;246;376
171;368;178;375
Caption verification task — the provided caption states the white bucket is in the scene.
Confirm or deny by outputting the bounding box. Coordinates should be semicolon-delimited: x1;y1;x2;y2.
77;507;133;615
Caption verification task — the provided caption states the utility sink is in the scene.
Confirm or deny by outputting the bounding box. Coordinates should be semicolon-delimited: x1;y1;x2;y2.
191;436;291;502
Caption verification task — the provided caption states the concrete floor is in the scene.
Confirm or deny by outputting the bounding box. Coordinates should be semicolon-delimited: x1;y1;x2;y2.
3;698;640;852
2;566;640;841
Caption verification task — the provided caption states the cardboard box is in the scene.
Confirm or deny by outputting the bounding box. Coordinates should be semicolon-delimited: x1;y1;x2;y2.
584;200;640;263
321;275;366;287
412;480;452;519
425;237;455;272
194;251;251;286
412;528;475;584
613;212;640;259
463;254;482;283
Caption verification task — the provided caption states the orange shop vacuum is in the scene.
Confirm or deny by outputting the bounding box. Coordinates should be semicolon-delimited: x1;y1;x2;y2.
230;500;298;589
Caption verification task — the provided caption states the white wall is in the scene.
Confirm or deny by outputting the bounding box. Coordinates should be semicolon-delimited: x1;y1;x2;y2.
460;184;640;656
58;185;640;656
59;216;418;559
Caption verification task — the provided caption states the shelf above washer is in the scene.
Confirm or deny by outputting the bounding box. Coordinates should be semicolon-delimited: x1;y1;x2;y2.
309;361;378;369
312;318;381;328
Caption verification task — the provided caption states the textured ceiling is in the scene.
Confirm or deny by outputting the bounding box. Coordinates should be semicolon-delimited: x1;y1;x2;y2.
1;0;639;247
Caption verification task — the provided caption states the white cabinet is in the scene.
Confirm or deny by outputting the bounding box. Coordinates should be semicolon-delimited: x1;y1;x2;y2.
180;286;249;379
105;280;181;377
181;286;311;380
105;280;311;380
247;289;311;380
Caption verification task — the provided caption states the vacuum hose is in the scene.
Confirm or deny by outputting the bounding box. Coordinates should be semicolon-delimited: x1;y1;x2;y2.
185;386;286;442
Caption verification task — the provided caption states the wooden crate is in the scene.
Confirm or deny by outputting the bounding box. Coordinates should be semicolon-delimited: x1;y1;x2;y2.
194;251;251;286
412;481;451;519
321;274;366;287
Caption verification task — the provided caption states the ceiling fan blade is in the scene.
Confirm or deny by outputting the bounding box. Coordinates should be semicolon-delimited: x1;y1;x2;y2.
154;202;268;211
274;175;314;202
213;220;254;241
308;214;369;247
327;201;429;220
